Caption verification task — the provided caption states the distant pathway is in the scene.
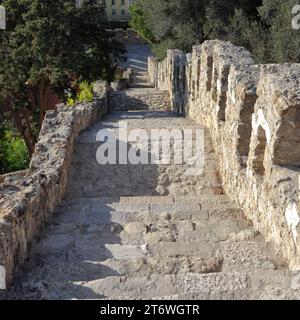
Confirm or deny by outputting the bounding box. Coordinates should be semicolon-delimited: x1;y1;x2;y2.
122;44;153;88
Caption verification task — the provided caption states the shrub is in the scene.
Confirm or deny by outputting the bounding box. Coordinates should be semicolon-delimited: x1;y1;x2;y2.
214;0;300;64
67;81;94;107
77;81;94;103
0;130;29;174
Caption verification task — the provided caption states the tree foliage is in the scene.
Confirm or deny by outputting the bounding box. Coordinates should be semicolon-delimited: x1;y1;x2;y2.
131;0;300;64
0;124;29;174
226;0;300;63
129;4;155;43
0;0;125;158
131;0;209;55
131;0;262;58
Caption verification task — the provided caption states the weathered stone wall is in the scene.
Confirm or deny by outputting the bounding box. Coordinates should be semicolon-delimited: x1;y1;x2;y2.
0;81;109;288
148;57;159;86
111;68;133;91
108;89;170;111
149;40;300;269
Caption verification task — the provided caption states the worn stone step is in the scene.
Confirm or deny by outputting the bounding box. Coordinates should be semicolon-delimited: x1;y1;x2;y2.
150;287;300;300
57;194;239;215
118;219;257;245
70;270;298;300
32;235;220;261
96;256;221;276
32;193;278;271
108;90;170;112
41;216;254;243
55;206;244;227
7;271;298;300
17;257;222;284
110;88;166;95
73;273;247;300
65;155;222;198
31;220;276;272
55;208;210;225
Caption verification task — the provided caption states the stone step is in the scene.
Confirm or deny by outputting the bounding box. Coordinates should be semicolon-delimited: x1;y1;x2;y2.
55;206;242;225
149;287;300;300
58;195;238;213
108;89;170;112
17;273;243;300
20;257;222;284
65;162;223;198
94;256;222;277
49;213;256;242
66;270;299;300
110;88;166;95
8;270;298;300
33;236;220;261
8;273;300;300
55;196;244;225
31;220;276;272
118;220;257;245
41;218;254;243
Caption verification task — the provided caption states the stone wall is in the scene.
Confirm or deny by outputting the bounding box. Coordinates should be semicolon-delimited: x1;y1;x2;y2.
108;89;170;111
0;81;109;288
111;68;133;91
149;40;300;269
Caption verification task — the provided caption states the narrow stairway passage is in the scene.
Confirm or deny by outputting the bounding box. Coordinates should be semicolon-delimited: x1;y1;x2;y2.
4;110;289;300
3;45;299;300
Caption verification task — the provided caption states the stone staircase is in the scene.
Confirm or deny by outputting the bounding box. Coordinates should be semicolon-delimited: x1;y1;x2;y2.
3;110;300;300
3;46;300;300
108;88;170;112
109;45;170;112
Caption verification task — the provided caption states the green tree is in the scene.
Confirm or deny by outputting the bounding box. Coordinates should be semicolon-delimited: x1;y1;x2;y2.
204;0;262;39
129;4;155;43
225;0;300;63
132;0;208;57
0;0;125;157
132;0;300;64
131;0;262;59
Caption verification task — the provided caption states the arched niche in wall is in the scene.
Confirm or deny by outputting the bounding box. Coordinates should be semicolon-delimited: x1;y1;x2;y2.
272;106;300;167
251;125;267;175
